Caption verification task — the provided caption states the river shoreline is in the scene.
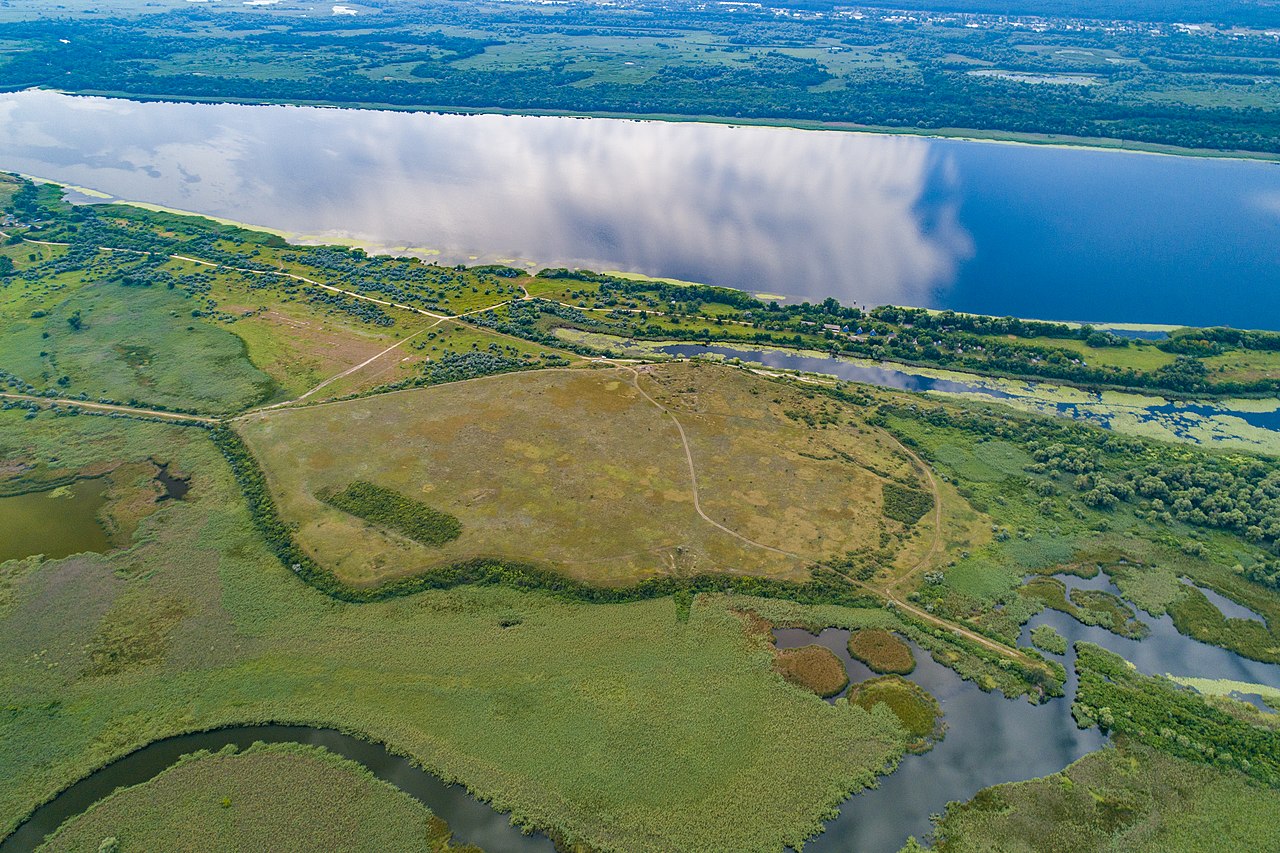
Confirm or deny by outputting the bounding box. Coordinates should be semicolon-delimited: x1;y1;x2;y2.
34;86;1280;165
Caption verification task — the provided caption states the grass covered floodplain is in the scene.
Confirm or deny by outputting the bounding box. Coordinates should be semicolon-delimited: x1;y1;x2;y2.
38;742;470;853
0;407;917;853
237;361;935;587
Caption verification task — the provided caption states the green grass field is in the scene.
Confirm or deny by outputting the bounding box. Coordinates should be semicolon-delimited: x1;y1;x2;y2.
0;408;911;853
38;742;466;853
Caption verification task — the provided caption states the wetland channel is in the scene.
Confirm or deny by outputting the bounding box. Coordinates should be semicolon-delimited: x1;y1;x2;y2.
10;572;1277;853
774;570;1280;853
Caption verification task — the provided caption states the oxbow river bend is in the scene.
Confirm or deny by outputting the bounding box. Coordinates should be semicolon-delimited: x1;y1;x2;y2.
3;89;1280;329
11;579;1278;853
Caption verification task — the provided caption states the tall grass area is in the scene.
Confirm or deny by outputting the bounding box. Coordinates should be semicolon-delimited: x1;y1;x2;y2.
39;742;468;853
0;410;909;853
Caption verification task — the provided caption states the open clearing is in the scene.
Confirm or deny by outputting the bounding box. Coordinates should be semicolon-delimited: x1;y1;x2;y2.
237;361;934;587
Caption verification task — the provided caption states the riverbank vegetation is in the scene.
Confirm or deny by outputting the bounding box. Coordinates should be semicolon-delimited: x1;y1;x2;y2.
2;0;1280;155
477;274;1280;398
773;645;850;698
871;394;1280;664
922;740;1280;852
848;676;943;754
8;174;1278;413
38;742;470;853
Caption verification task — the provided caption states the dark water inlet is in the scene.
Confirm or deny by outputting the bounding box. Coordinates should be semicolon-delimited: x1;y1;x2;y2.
773;628;1104;853
152;461;190;501
657;343;1280;435
772;569;1280;853
0;726;555;853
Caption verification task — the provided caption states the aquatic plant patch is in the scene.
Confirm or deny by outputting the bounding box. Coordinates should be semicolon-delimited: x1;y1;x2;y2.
847;628;916;674
773;644;849;698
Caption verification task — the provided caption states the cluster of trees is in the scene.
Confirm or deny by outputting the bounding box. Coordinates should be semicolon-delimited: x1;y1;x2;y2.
286;249;520;314
883;400;1280;554
302;285;394;326
1160;327;1280;356
871;306;1130;348
1073;643;1280;785
543;278;1273;395
318;480;461;547
1241;559;1280;591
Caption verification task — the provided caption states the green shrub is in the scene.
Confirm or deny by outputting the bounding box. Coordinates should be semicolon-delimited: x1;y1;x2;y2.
319;481;462;547
882;482;933;526
1030;624;1067;655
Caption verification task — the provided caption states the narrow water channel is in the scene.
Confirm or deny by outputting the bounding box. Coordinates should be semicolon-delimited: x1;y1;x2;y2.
654;343;1280;445
0;726;555;853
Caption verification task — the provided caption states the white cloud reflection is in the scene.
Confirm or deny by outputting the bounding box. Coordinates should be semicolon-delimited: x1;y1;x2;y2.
0;89;972;304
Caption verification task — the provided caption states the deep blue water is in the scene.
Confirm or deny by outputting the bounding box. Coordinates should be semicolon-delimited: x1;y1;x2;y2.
933;142;1280;330
2;89;1279;329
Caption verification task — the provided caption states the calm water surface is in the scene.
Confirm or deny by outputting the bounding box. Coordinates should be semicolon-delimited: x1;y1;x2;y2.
775;572;1280;853
0;479;111;563
3;90;1280;328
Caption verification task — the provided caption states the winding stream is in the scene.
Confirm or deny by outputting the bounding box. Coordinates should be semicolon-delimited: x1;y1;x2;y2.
9;572;1278;853
1;726;555;853
772;571;1280;853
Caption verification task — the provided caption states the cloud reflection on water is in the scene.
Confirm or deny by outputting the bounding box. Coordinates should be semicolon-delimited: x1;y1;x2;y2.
0;89;970;305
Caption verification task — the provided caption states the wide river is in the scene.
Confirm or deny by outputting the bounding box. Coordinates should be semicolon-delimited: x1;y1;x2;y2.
3;89;1280;329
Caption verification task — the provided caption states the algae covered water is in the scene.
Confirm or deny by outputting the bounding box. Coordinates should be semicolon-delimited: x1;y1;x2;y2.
0;480;111;564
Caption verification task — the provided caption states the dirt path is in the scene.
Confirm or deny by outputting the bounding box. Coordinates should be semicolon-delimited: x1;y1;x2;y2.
0;393;217;423
253;321;442;413
615;364;799;558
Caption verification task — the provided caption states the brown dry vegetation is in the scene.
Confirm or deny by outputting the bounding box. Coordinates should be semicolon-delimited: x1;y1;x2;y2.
773;645;849;698
847;628;915;675
236;362;933;587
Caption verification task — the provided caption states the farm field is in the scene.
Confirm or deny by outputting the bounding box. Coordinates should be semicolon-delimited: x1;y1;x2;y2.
38;742;460;853
237;361;936;587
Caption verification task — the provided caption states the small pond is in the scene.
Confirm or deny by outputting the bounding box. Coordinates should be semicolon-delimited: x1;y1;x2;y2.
0;480;111;564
